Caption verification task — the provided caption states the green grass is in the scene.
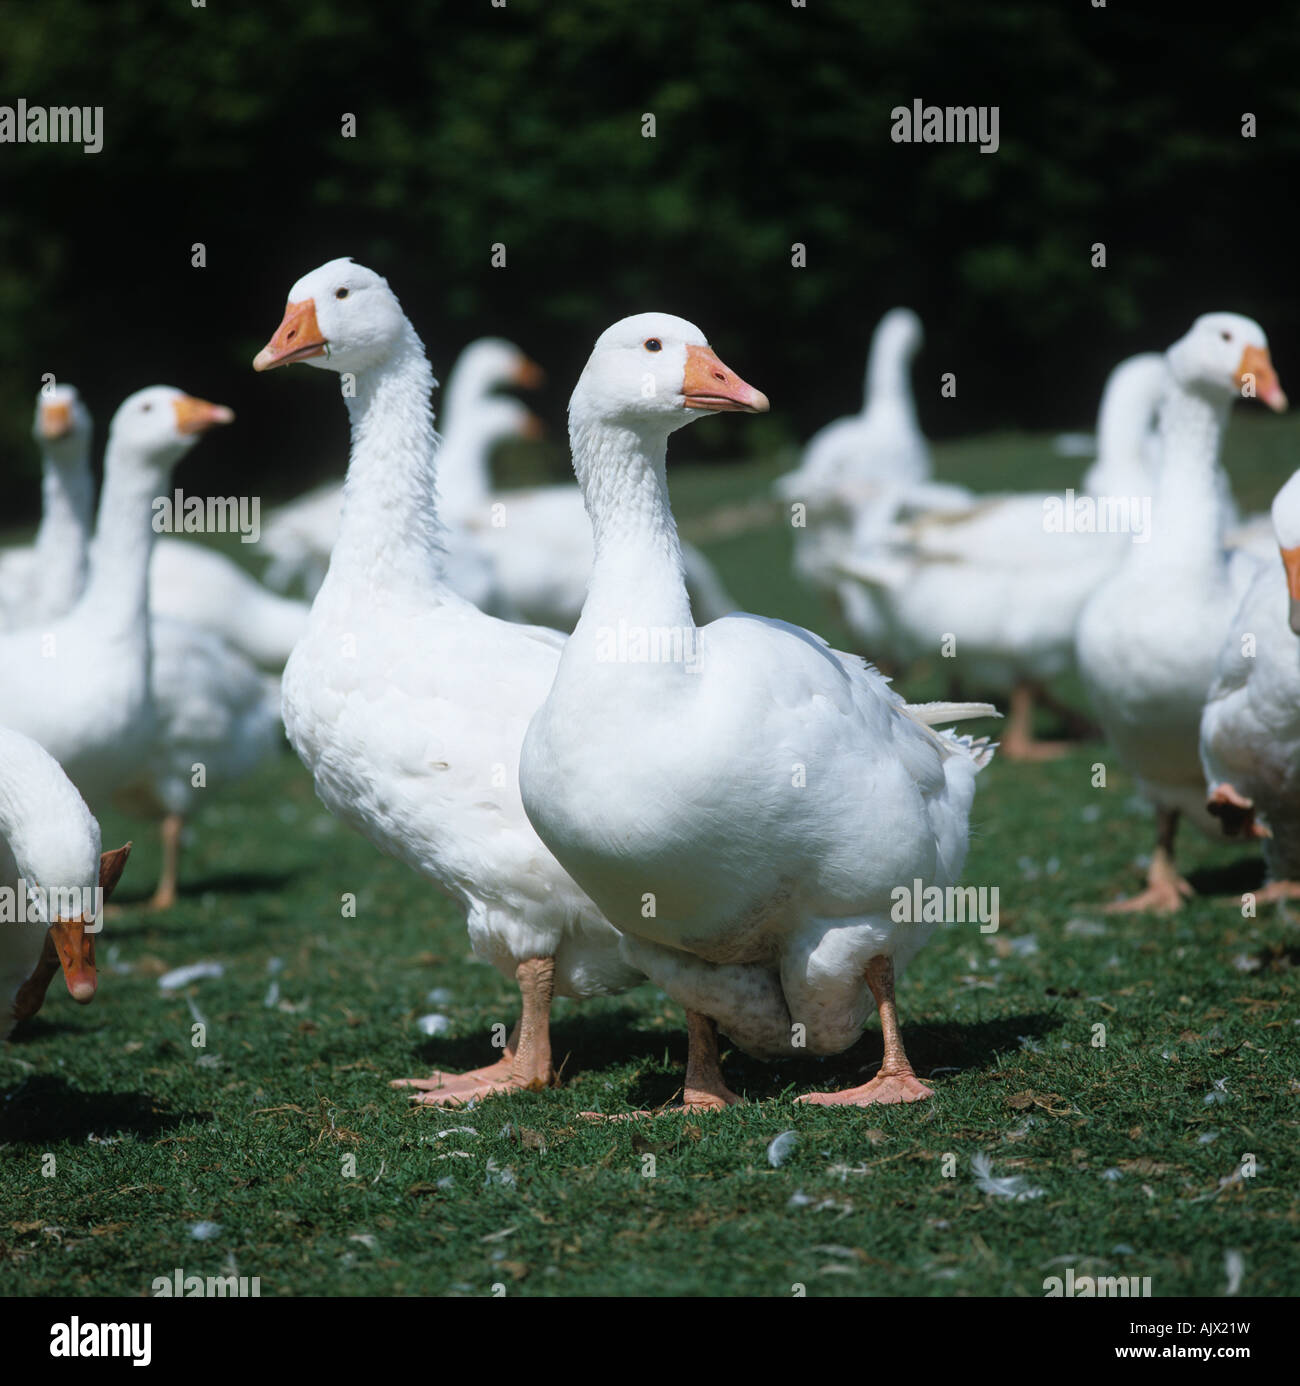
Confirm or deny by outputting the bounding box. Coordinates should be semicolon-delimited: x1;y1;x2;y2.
3;416;1298;1298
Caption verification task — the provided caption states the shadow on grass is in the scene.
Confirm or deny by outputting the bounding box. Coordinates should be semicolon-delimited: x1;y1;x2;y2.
0;1073;201;1144
110;868;301;909
1187;854;1267;899
551;1007;1059;1111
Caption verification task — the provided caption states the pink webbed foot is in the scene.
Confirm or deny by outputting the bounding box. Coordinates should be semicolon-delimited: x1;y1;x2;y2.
1102;876;1193;915
796;1070;934;1107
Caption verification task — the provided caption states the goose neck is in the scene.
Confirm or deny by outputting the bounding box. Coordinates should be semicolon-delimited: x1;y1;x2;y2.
570;414;693;633
1141;382;1232;570
33;442;95;613
328;330;447;595
79;441;174;638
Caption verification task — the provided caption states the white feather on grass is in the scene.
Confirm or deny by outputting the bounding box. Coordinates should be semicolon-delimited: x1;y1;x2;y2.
972;1151;1044;1201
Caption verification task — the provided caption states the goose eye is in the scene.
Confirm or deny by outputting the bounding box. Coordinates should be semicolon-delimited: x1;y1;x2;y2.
1221;331;1232;342
644;338;662;352
141;404;152;412
336;288;350;300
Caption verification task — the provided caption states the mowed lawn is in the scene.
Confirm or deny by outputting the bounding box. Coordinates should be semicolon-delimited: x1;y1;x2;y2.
2;412;1298;1298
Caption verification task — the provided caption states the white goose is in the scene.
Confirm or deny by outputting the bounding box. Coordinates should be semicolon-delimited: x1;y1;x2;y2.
1076;313;1287;912
775;307;931;507
252;258;642;1105
0;724;130;1039
0;387;282;909
520;313;997;1111
775;309;946;662
1;382;308;670
0;387;232;808
0;385;95;627
1200;469;1300;899
835;352;1170;757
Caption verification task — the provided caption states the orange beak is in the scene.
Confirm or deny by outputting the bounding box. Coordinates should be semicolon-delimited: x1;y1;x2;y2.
682;344;769;414
1238;344;1288;413
39;400;74;440
172;395;235;436
48;915;96;1003
514;356;546;390
9;842;130;1027
254;299;328;371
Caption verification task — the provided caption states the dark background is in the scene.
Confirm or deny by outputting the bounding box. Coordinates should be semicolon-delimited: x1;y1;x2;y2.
1;0;1296;514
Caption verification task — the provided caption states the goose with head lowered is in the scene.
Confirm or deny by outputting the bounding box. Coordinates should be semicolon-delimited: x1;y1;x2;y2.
1076;313;1287;912
520;314;998;1111
1200;469;1300;900
0;724;130;1039
252;258;643;1106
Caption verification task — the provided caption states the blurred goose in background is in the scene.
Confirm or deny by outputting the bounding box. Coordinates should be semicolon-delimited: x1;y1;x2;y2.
0;387;284;909
114;616;281;911
0;382;308;669
775;308;958;661
0;387;232;807
1201;469;1300;900
0;725;131;1038
1076;314;1287;912
837;352;1168;758
775;307;932;508
0;385;95;627
253;258;642;1105
521;313;998;1112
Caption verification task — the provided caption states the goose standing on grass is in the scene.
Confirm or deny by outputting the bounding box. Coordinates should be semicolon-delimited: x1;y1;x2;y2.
520;314;998;1112
0;725;131;1038
836;352;1169;758
0;387;233;808
252;258;643;1105
0;385;95;627
1076;314;1287;912
1201;470;1300;899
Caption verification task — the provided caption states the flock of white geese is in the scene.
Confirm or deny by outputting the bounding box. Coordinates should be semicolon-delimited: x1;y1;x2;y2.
0;258;1292;1113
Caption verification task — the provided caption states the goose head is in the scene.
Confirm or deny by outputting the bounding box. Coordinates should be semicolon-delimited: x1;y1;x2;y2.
253;258;410;376
1166;313;1287;413
454;337;545;396
571;312;768;438
33;383;92;460
876;307;924;359
108;386;234;476
1270;470;1300;635
8;832;131;1021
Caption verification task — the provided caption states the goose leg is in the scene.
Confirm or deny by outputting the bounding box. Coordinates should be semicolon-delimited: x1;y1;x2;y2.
682;1010;742;1111
797;955;933;1106
1000;681;1070;761
1104;806;1193;913
146;813;183;912
394;956;556;1107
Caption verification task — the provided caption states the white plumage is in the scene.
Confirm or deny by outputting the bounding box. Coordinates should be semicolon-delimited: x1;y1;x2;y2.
1200;469;1300;892
0;724;129;1039
1077;313;1288;911
521;312;997;1110
253;258;642;1106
